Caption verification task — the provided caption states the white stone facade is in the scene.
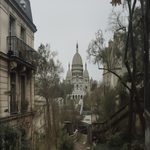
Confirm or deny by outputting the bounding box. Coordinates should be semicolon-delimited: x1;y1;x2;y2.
66;43;90;102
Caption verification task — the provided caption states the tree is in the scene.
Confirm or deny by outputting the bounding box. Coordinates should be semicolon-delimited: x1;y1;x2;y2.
110;1;150;149
35;44;63;149
87;2;146;148
84;83;117;122
58;81;74;104
58;130;74;150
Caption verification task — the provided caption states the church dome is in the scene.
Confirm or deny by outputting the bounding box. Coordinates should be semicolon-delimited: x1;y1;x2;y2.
72;43;83;77
72;52;83;66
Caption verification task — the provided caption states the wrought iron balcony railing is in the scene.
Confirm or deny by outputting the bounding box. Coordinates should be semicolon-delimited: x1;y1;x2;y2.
7;36;36;65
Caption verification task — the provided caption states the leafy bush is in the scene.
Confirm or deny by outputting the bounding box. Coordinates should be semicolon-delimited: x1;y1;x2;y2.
121;143;130;150
0;125;31;150
131;141;144;150
58;130;74;150
107;132;124;147
121;142;144;150
0;125;18;150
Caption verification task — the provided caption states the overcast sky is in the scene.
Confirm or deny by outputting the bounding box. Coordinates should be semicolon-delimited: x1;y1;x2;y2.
30;0;119;81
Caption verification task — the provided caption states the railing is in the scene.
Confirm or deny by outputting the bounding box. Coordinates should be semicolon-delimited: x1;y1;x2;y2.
0;111;35;123
7;36;36;65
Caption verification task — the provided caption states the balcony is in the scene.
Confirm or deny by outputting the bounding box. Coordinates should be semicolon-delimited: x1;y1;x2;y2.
7;36;36;68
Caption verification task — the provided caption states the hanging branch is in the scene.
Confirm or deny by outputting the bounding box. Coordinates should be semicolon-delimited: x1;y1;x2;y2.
98;67;131;92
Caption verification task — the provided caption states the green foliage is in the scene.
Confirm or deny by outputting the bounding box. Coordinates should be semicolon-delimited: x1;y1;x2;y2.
84;84;117;121
0;125;30;150
19;128;31;150
35;44;63;99
121;143;130;150
0;125;18;150
131;143;144;150
121;142;144;150
90;80;98;91
107;132;124;147
116;80;129;107
58;81;74;101
58;130;74;150
102;87;117;118
87;29;105;64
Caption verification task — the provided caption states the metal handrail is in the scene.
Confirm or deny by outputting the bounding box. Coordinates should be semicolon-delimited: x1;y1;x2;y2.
7;36;36;65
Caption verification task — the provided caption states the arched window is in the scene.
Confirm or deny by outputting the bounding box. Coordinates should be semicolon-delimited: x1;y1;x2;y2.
76;84;78;90
75;95;77;99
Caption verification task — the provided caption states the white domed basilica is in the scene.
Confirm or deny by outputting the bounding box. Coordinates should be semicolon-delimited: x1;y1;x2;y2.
66;43;90;102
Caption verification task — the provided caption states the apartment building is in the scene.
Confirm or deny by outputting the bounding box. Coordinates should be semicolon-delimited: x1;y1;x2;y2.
0;0;37;148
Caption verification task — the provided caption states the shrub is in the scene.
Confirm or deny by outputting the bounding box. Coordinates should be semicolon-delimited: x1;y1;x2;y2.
107;132;124;147
58;130;74;150
0;125;18;150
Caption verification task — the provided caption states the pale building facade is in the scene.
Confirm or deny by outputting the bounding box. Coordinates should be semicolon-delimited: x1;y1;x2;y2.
33;96;46;149
66;44;90;103
103;33;126;88
0;0;36;148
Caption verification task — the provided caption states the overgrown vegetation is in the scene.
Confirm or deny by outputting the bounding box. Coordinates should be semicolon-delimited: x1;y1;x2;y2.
35;44;75;149
58;130;74;150
0;125;30;150
86;0;148;149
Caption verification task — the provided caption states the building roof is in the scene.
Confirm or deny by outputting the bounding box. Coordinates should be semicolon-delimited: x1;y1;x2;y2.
15;0;33;22
72;43;83;74
72;43;83;66
7;0;37;32
72;51;83;66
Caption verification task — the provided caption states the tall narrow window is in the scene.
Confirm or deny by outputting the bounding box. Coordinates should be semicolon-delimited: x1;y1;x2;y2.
20;26;26;42
9;16;16;36
9;16;16;53
76;84;78;90
10;72;17;114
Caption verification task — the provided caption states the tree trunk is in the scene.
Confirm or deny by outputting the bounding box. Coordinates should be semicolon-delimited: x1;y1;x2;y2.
126;1;145;148
140;0;150;149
